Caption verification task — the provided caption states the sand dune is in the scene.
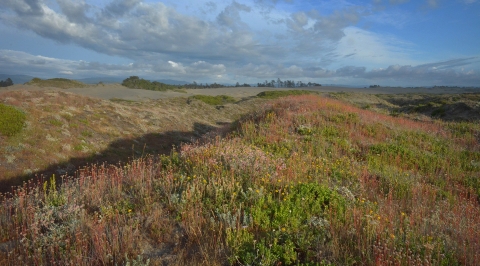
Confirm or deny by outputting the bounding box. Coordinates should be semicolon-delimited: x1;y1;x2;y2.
2;83;479;101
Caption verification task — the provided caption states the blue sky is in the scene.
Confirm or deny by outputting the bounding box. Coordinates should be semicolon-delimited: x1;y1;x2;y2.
0;0;479;86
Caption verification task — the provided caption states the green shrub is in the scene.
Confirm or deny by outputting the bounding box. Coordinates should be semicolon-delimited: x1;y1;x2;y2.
0;103;26;136
228;183;346;265
189;95;236;105
257;90;315;99
431;107;446;117
121;76;178;91
26;78;87;89
49;119;63;126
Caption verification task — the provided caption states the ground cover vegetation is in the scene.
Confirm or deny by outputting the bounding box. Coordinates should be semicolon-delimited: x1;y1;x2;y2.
121;76;179;91
0;93;479;265
0;103;26;137
330;92;480;122
256;90;318;99
26;78;88;89
188;95;237;105
0;90;262;190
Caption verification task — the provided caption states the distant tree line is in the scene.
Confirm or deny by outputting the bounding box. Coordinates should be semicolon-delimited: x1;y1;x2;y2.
235;82;252;87
122;76;323;90
183;81;229;89
0;78;13;87
122;76;178;91
369;85;381;88
257;78;320;88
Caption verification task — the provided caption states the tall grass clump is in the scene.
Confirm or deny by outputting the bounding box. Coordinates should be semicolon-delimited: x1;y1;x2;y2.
0;103;26;136
0;94;479;265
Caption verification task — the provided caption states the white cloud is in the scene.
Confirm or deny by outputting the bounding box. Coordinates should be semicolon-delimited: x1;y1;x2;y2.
167;61;186;74
334;27;416;68
0;0;478;86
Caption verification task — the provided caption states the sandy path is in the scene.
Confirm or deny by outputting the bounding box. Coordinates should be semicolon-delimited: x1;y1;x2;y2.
2;83;479;101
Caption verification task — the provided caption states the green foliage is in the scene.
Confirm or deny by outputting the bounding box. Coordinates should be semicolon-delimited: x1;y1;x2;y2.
189;94;236;105
328;113;359;123
110;98;136;103
1;94;479;265
81;130;93;137
124;254;150;266
49;119;63;126
43;175;66;207
73;143;86;151
0;77;13;87
257;90;316;99
297;125;313;136
431;107;446;117
121;76;178;91
228;183;346;265
0;103;26;136
26;77;87;89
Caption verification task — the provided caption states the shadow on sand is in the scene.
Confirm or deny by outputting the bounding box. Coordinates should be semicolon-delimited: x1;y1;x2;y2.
0;122;227;195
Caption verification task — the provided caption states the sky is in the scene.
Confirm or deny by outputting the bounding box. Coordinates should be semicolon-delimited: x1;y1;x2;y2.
0;0;479;86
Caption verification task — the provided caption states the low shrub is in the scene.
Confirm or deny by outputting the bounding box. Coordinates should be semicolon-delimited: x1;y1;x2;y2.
189;95;236;105
121;76;178;91
257;90;316;99
26;78;87;89
0;103;26;136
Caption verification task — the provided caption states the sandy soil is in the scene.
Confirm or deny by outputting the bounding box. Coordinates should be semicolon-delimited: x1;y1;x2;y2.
2;83;479;101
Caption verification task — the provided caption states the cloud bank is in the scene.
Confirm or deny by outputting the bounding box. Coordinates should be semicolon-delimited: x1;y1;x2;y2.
0;0;478;86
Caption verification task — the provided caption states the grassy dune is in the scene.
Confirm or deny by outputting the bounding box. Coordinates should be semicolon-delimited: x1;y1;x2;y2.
0;94;479;265
26;78;88;89
0;90;263;190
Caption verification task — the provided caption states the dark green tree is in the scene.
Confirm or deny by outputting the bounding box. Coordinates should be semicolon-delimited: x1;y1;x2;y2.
0;78;13;87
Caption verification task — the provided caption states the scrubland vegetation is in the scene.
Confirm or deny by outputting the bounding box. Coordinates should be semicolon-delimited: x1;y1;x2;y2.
121;76;179;91
0;103;26;137
256;90;317;99
189;95;236;105
0;93;479;265
0;90;262;189
26;78;88;89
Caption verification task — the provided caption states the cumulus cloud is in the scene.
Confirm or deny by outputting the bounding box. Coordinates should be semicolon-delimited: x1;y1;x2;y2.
0;0;245;62
363;58;480;85
216;1;251;29
235;56;480;86
0;0;478;86
0;49;228;80
56;0;90;24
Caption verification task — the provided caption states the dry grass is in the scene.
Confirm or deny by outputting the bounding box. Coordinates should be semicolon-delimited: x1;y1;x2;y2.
330;91;480;122
0;92;479;265
0;90;264;191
